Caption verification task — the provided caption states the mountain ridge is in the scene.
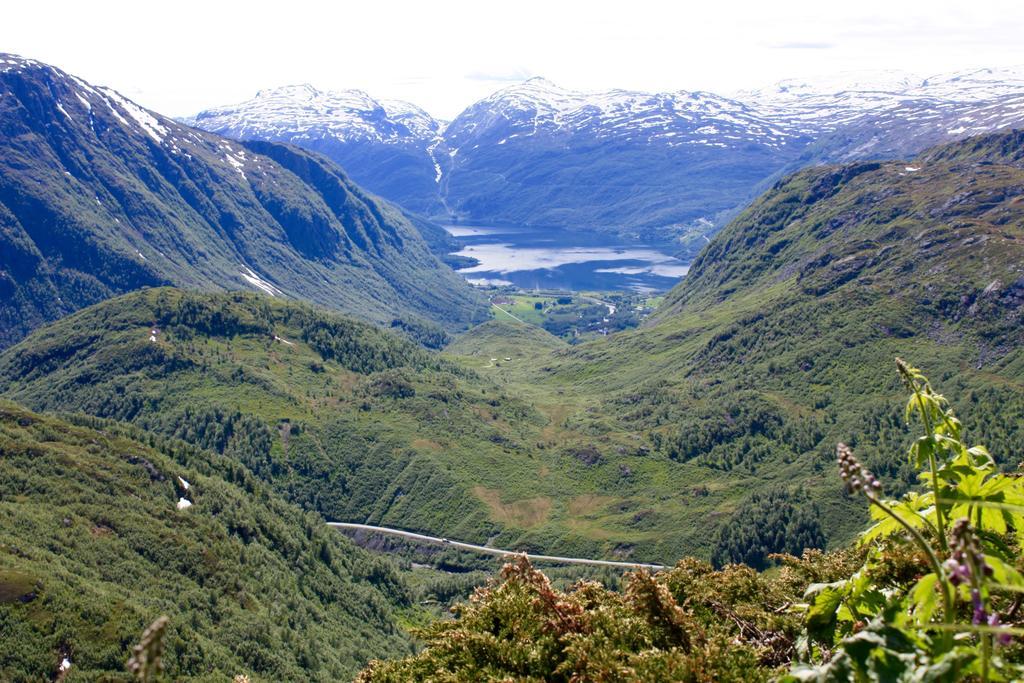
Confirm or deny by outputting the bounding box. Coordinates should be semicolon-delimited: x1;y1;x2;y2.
187;68;1024;246
0;53;485;350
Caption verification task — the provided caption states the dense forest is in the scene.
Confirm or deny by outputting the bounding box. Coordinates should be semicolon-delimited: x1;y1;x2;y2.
0;403;415;681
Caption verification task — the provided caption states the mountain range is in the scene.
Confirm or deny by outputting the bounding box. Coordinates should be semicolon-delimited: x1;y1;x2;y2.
0;54;485;350
187;67;1024;250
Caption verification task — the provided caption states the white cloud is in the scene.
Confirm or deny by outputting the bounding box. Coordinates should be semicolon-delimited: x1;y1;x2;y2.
2;0;1022;119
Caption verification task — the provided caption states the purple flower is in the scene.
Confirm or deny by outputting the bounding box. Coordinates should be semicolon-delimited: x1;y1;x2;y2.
943;558;970;586
836;444;882;494
988;613;1013;647
971;589;986;626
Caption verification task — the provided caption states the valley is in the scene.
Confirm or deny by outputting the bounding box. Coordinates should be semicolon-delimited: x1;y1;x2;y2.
2;35;1024;682
0;288;744;565
5;130;1024;572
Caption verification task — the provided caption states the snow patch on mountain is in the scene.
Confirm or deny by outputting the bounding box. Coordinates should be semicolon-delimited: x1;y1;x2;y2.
100;87;169;143
240;267;281;296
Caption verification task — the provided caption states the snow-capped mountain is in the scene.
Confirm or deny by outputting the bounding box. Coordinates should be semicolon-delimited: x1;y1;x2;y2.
445;77;799;151
186;67;1024;244
185;84;443;144
743;67;1024;113
185;85;448;216
435;78;807;235
738;67;1024;139
188;77;812;232
737;68;1024;164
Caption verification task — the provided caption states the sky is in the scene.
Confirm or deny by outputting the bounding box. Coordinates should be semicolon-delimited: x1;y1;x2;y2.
3;0;1023;119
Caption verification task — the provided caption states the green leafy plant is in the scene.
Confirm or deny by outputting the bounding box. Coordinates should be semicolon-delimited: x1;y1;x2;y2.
786;360;1024;682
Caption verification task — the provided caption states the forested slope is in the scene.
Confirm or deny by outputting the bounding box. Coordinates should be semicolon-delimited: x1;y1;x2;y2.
0;402;413;681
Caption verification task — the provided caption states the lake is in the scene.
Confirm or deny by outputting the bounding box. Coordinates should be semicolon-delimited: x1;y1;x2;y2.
444;225;689;292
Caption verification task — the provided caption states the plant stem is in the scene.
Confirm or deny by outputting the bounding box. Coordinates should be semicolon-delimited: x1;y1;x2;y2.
965;551;992;683
912;383;949;553
981;632;991;683
928;450;948;553
864;493;954;631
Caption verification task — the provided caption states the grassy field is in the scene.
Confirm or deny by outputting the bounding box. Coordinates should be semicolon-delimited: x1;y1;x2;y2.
486;291;656;342
490;294;552;325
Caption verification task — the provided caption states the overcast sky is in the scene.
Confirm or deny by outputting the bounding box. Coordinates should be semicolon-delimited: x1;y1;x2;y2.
4;0;1023;119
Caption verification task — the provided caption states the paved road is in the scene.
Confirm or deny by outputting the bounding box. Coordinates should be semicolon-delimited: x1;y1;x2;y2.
490;302;529;325
327;522;667;570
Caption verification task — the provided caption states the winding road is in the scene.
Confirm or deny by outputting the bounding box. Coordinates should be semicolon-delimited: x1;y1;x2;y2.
327;522;667;570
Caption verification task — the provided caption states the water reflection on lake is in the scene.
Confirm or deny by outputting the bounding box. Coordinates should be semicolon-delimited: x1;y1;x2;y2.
444;225;689;292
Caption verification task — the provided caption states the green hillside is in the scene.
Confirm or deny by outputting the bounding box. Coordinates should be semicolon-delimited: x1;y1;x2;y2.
515;129;1024;545
0;54;485;351
0;402;414;681
0;289;694;562
3;131;1024;573
359;360;1024;681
